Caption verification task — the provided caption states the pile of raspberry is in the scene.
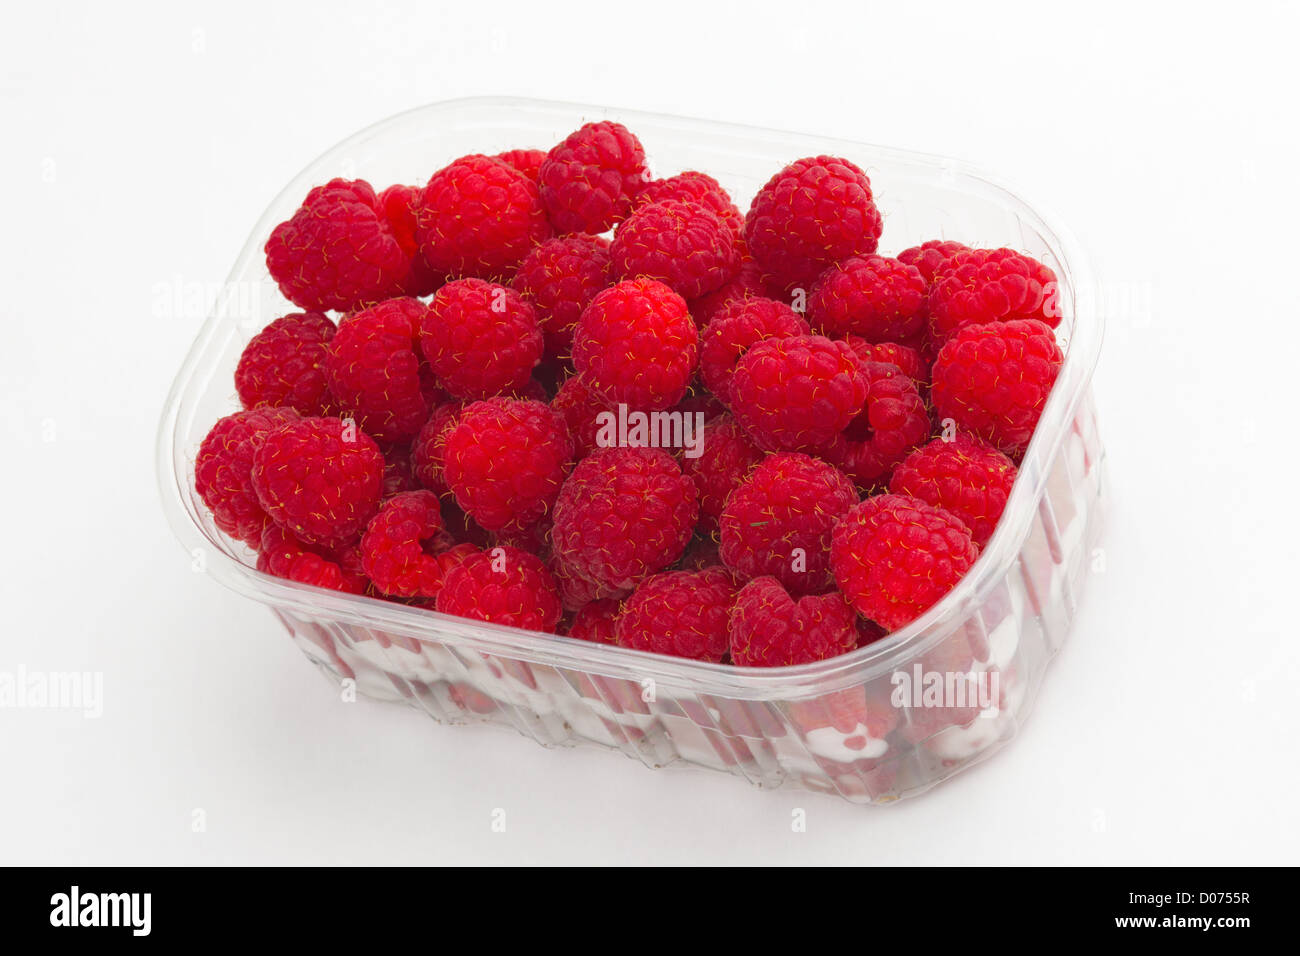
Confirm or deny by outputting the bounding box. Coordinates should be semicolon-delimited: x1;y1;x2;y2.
196;121;1064;668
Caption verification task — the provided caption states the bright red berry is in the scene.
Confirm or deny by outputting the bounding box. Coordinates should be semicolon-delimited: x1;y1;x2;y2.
611;199;739;299
511;234;612;358
551;447;698;590
830;494;978;631
549;374;614;459
890;434;1017;548
250;416;385;549
566;598;622;644
928;247;1060;343
265;178;408;312
635;171;743;236
436;545;562;632
410;400;465;495
377;184;446;297
743;156;883;294
234;312;336;416
836;361;932;488
719;452;858;594
257;523;369;594
679;415;763;532
539;122;647;234
614;567;737;662
729;576;858;666
494;148;547;182
808;255;927;343
416;154;552;280
195;406;301;548
699;296;808;401
420;278;543;400
360;490;449;598
572;278;698;412
930;319;1063;457
441;397;574;532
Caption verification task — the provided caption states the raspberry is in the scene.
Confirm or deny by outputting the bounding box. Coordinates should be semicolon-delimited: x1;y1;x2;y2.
378;184;446;297
830;494;978;631
743;156;883;294
928;248;1060;343
250;416;385;549
611;199;739;299
837;361;931;488
360;490;449;597
566;598;621;644
719;452;858;594
889;434;1017;548
572;278;698;412
843;337;925;382
420;278;543;400
494;148;547;182
678;415;763;531
551;447;698;590
416;154;552;280
699;296;808;401
688;257;767;326
614;567;736;662
442;397;573;532
729;576;858;666
808;255;927;343
635;171;743;236
550;374;613;458
897;240;971;286
539;121;647;234
325;297;431;444
234;312;336;416
550;555;629;611
729;334;868;452
436;545;562;632
195;406;301;547
930;319;1063;456
257;523;368;594
411;400;464;495
511;234;612;357
265;178;408;312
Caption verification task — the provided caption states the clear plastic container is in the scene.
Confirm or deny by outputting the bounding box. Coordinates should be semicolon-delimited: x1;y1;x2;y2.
156;97;1105;805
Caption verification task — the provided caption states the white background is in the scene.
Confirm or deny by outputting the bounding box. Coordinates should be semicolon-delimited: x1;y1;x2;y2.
2;0;1297;865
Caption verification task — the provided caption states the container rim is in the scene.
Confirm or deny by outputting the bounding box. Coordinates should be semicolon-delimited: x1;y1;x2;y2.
155;96;1102;698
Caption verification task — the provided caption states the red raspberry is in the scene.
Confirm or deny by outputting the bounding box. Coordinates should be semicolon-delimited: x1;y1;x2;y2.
420;278;543;400
326;297;431;444
494;148;547;182
729;576;858;666
539;121;647;234
699;296;808;401
808;255;927;343
442;397;573;532
511;234;612;358
265;178;407;312
566;598;621;644
250;416;385;549
743;156;883;294
678;415;763;532
378;184;445;297
550;374;613;458
436;545;562;632
572;279;698;412
729;334;868;452
897;240;972;286
195;407;301;547
830;494;978;631
719;452;858;594
930;319;1063;457
611;199;739;299
257;523;368;594
234;312;336;416
688;257;767;326
635;171;743;236
552;447;698;590
843;337;925;382
416;154;552;280
411;400;464;495
928;248;1060;343
550;555;630;611
360;490;449;598
614;567;737;662
837;361;932;488
890;434;1017;548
